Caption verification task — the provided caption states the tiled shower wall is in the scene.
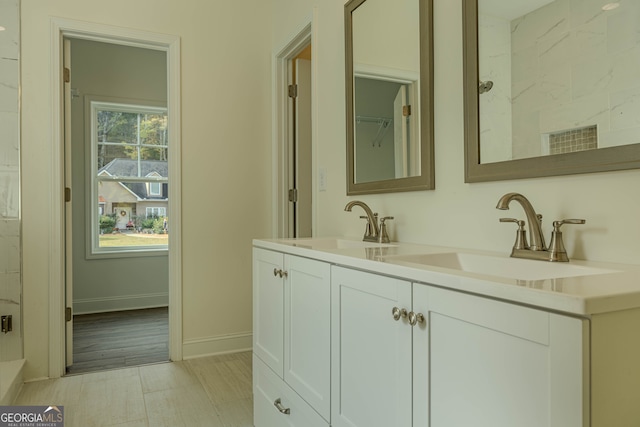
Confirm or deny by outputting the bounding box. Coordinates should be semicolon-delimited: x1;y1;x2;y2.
478;13;513;163
481;0;640;161
510;0;640;158
0;0;22;363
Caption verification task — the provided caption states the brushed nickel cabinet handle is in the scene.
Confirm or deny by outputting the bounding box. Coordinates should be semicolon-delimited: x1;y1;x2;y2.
274;398;291;415
273;268;288;278
408;311;425;326
392;307;408;321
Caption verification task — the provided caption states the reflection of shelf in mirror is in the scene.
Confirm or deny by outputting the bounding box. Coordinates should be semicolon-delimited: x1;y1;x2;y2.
356;115;393;147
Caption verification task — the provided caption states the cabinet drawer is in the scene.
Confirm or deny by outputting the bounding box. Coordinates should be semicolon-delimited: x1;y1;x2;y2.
253;355;329;427
424;285;549;344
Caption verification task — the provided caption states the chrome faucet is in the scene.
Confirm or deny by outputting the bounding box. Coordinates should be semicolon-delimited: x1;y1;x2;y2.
496;192;585;262
344;200;393;243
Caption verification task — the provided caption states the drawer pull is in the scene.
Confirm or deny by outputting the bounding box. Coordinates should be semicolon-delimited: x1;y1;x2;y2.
274;398;291;415
273;268;279;277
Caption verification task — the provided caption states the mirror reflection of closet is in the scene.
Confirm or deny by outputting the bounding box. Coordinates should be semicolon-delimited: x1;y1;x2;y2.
354;77;419;183
346;0;434;195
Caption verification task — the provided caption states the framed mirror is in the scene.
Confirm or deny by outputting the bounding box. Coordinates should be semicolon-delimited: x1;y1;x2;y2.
345;0;434;195
464;0;640;182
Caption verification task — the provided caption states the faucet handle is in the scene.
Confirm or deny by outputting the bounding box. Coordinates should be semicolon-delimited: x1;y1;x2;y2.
548;219;586;262
499;218;528;250
553;219;586;230
499;217;522;225
378;217;394;244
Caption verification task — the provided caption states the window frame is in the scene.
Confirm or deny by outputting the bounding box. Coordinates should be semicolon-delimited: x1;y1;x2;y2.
146;171;163;197
87;99;169;258
149;182;162;196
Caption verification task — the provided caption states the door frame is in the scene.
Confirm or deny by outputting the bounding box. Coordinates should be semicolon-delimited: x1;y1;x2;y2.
49;17;182;377
272;13;317;238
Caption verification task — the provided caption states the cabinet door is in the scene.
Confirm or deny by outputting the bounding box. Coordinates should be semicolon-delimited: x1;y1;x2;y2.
414;285;587;427
331;266;412;427
253;248;284;376
284;255;331;421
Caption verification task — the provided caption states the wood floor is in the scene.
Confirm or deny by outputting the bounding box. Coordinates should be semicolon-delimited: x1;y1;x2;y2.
68;307;169;375
15;351;253;426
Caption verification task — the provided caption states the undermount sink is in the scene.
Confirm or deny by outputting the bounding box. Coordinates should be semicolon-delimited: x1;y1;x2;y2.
382;252;617;281
288;238;396;250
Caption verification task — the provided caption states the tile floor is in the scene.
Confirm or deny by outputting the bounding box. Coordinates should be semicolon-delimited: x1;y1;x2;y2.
13;351;253;427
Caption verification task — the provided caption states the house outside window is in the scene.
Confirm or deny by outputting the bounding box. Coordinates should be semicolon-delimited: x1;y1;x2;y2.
90;101;169;255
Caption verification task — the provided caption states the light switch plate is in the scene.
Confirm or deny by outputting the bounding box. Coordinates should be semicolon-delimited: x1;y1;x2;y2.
318;168;327;192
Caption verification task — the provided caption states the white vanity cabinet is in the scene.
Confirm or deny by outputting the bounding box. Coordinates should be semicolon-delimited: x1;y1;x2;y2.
252;248;331;427
253;238;640;426
331;266;587;427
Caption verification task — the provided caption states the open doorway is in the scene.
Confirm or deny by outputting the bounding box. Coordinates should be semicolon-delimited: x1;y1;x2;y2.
64;38;170;374
274;22;314;238
289;44;312;238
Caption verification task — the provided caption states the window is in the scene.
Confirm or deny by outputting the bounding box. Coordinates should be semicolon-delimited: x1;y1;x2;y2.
146;172;162;196
149;182;161;196
90;101;169;255
146;207;166;217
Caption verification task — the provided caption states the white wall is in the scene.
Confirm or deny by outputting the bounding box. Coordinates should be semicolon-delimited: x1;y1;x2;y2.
271;0;640;268
21;0;272;379
352;0;420;73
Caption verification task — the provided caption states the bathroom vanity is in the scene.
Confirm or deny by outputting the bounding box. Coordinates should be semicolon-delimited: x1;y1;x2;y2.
252;237;640;427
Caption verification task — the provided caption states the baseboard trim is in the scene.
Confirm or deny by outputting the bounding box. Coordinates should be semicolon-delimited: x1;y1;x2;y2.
73;292;169;315
182;332;252;359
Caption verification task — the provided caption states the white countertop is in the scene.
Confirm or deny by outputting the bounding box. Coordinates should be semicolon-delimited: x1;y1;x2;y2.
253;237;640;316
